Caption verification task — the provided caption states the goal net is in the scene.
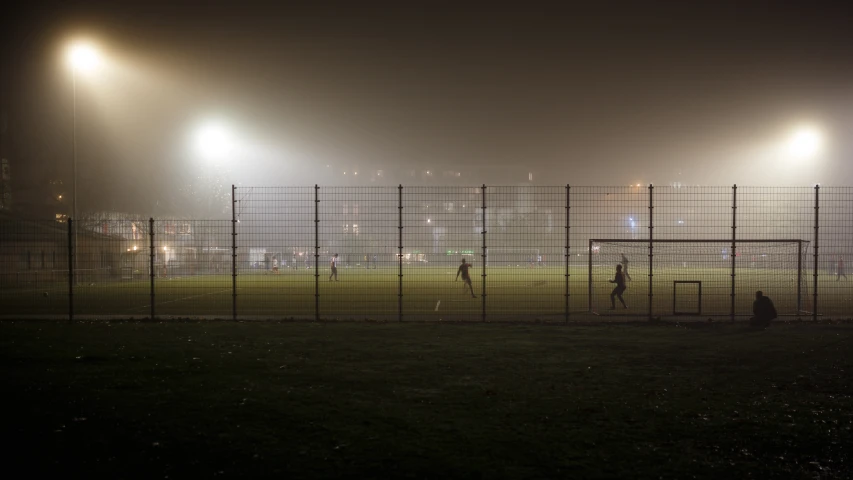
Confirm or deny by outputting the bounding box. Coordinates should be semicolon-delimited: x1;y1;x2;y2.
589;239;810;317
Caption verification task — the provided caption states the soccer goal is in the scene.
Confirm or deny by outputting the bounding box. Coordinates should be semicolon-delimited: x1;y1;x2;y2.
485;248;541;267
588;239;811;317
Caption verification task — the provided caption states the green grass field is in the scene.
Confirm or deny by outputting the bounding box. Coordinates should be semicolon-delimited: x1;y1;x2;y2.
2;265;852;321
2;320;851;478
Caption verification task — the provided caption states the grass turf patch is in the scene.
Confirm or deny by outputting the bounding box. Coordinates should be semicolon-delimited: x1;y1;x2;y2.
1;320;851;478
3;266;851;321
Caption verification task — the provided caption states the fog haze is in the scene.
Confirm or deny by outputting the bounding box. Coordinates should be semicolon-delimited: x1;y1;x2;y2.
2;1;852;216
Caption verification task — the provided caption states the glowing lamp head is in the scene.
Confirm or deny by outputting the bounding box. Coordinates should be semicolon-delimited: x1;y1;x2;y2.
67;42;101;73
193;121;235;161
788;127;823;159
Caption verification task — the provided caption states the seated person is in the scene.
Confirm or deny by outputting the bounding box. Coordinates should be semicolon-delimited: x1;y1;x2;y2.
750;290;777;327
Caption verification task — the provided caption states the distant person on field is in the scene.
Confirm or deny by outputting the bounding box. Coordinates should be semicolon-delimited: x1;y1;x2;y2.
620;253;632;281
372;254;378;269
609;264;628;310
329;253;339;281
837;257;847;281
272;256;279;274
749;291;777;327
455;258;477;298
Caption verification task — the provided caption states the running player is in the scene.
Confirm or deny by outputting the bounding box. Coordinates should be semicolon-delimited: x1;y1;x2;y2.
455;258;477;298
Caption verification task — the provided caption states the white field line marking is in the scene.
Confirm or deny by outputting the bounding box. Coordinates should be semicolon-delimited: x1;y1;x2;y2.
435;300;441;311
127;288;234;311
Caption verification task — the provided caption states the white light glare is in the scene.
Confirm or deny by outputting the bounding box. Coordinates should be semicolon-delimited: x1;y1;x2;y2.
67;42;101;73
788;127;823;159
194;121;235;161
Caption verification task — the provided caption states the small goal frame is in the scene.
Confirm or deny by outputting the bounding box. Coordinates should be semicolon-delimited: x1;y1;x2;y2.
673;280;702;316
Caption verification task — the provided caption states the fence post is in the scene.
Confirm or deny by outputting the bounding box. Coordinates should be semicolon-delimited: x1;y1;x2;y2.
398;184;403;322
314;184;320;322
68;219;74;322
149;217;155;320
730;184;737;322
565;184;570;323
797;240;803;315
481;184;487;322
232;184;237;322
813;184;819;322
588;239;593;313
648;184;654;321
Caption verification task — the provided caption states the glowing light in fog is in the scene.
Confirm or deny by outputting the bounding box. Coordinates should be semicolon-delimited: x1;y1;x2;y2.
67;42;101;73
787;126;823;159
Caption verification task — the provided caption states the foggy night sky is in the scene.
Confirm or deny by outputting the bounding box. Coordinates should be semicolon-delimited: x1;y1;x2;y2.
2;1;852;213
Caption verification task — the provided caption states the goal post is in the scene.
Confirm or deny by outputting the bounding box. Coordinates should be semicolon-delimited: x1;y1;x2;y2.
589;239;810;317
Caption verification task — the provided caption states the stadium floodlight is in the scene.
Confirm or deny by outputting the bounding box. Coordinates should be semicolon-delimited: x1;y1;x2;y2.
787;126;823;159
193;120;236;162
67;42;101;74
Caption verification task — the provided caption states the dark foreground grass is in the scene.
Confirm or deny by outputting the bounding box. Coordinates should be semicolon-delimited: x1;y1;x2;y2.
1;321;851;479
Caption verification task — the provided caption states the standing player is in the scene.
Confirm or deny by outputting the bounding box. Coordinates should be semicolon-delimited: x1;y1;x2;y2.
329;253;339;281
838;257;847;281
455;258;477;298
609;264;628;310
620;253;632;281
372;254;378;269
272;256;279;274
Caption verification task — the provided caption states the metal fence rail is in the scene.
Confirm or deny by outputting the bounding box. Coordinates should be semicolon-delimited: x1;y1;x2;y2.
1;185;850;321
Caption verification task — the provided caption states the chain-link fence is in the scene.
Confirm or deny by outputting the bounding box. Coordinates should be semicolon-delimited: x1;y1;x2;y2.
1;185;851;321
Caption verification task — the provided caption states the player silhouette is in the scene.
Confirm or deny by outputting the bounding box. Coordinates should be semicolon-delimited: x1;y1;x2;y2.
455;258;477;298
609;264;628;309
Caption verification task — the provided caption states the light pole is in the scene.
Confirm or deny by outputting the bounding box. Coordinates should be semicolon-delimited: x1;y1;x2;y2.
66;42;100;283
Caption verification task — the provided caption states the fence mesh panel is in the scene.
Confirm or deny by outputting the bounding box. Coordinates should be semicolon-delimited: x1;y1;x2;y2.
0;218;69;316
236;187;314;318
74;219;149;317
487;186;565;321
153;220;233;317
402;187;480;321
319;186;398;320
820;187;853;316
